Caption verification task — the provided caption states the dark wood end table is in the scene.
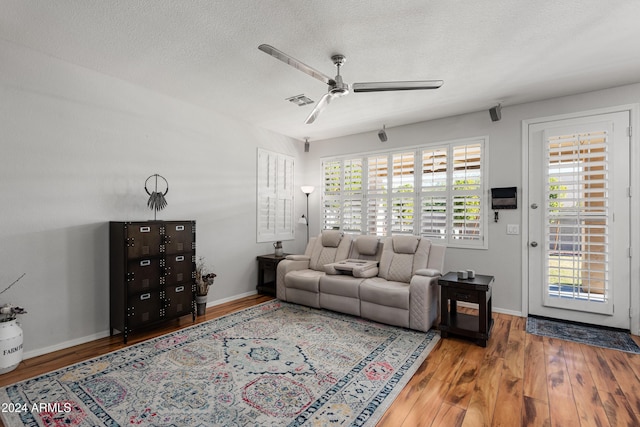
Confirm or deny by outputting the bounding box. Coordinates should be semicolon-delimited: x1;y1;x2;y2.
438;272;494;347
256;253;289;296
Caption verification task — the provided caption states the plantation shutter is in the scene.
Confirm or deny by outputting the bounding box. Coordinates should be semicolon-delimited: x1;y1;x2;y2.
342;159;363;233
320;136;487;247
545;131;609;299
366;155;388;235
420;147;448;240
322;159;342;230
256;149;295;242
391;152;415;234
450;143;483;245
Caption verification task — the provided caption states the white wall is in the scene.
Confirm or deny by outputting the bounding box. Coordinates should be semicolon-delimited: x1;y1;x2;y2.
303;83;640;317
0;40;306;357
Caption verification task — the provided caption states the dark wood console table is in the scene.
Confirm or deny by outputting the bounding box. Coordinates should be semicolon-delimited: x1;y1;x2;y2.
256;253;289;296
438;272;494;347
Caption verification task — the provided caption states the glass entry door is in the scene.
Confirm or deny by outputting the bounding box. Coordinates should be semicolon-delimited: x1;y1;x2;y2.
527;111;631;328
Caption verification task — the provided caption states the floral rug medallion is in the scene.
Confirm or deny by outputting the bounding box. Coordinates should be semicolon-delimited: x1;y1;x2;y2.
0;300;439;426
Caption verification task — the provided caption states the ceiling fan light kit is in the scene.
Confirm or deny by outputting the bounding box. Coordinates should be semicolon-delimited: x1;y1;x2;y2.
258;44;443;124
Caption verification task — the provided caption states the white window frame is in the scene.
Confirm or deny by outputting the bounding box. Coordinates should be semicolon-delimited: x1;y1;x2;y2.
256;148;295;242
321;136;488;249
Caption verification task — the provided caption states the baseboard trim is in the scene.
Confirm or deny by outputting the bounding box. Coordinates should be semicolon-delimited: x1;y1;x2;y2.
23;331;112;360
455;301;523;318
23;290;260;360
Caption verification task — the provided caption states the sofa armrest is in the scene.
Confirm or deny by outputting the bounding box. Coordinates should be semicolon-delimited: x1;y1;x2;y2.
408;274;440;332
415;268;441;277
352;265;379;278
276;258;311;300
286;254;310;261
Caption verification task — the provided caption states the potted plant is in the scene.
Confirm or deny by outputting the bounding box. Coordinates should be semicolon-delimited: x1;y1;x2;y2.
195;258;216;316
0;273;26;374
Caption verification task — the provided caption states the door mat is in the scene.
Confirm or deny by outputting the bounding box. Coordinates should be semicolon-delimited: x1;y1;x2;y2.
0;300;439;426
526;316;640;354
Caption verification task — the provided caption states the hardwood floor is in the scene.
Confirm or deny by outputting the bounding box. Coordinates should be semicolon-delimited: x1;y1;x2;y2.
1;295;639;427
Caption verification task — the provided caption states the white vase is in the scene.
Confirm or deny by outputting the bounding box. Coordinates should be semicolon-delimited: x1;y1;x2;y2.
0;319;23;374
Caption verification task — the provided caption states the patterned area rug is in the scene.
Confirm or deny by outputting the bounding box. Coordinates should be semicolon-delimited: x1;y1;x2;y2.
0;300;439;426
527;316;640;354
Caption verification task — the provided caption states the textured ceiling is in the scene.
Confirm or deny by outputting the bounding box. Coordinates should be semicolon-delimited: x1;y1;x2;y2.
1;0;640;141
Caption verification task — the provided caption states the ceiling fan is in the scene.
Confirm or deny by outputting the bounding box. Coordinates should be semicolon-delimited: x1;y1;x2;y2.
258;44;443;124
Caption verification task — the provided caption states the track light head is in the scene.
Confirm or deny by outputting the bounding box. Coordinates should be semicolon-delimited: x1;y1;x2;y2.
304;138;310;152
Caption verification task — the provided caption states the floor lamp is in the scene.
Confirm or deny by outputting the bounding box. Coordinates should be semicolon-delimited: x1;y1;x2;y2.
299;186;315;243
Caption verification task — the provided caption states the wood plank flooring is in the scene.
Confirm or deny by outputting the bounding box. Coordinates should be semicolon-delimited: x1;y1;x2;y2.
1;295;639;427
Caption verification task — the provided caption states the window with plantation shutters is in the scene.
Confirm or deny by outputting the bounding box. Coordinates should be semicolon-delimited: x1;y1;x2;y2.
321;137;487;248
256;149;295;242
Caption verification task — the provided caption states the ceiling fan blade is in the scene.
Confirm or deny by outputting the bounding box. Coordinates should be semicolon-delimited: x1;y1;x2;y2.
258;44;334;85
305;93;333;124
352;80;444;93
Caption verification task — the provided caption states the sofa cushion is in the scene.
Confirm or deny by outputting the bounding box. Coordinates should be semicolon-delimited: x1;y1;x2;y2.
355;236;380;256
378;237;432;282
392;235;420;254
360;277;410;310
322;230;343;247
284;269;325;293
319;275;363;298
308;232;352;271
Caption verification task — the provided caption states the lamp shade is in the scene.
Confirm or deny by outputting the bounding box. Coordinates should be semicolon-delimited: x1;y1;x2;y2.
300;185;315;195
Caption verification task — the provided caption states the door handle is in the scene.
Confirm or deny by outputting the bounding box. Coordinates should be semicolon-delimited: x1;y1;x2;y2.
530;241;538;247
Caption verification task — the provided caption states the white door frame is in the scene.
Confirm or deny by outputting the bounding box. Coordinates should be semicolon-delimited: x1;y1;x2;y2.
521;104;640;335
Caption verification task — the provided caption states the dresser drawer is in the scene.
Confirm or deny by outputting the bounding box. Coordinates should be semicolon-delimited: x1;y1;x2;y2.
165;284;193;318
165;254;194;285
164;222;194;255
128;292;162;327
127;258;162;293
450;290;480;304
126;223;162;258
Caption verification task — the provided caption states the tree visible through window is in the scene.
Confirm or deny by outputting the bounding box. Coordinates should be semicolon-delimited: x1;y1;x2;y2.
321;137;487;248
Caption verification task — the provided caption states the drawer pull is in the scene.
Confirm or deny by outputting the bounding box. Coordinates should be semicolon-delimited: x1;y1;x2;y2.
175;255;184;262
176;225;185;231
175;286;184;292
140;293;151;300
140;260;151;266
140;226;151;233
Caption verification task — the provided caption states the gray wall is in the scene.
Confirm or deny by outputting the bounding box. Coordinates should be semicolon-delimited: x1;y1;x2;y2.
303;83;640;319
0;40;306;357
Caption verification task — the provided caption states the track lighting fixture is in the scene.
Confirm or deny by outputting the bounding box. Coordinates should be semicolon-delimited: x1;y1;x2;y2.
304;138;310;152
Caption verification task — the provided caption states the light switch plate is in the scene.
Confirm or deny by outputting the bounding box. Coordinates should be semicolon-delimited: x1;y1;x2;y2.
507;224;520;235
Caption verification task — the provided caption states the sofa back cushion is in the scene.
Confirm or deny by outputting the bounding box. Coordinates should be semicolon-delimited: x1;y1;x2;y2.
378;236;432;283
349;236;382;261
309;230;352;271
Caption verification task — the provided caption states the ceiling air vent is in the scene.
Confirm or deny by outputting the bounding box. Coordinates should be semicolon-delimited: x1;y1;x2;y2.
285;94;314;106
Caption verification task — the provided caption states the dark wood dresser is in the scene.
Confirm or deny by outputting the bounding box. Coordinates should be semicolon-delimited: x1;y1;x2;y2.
109;221;196;343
